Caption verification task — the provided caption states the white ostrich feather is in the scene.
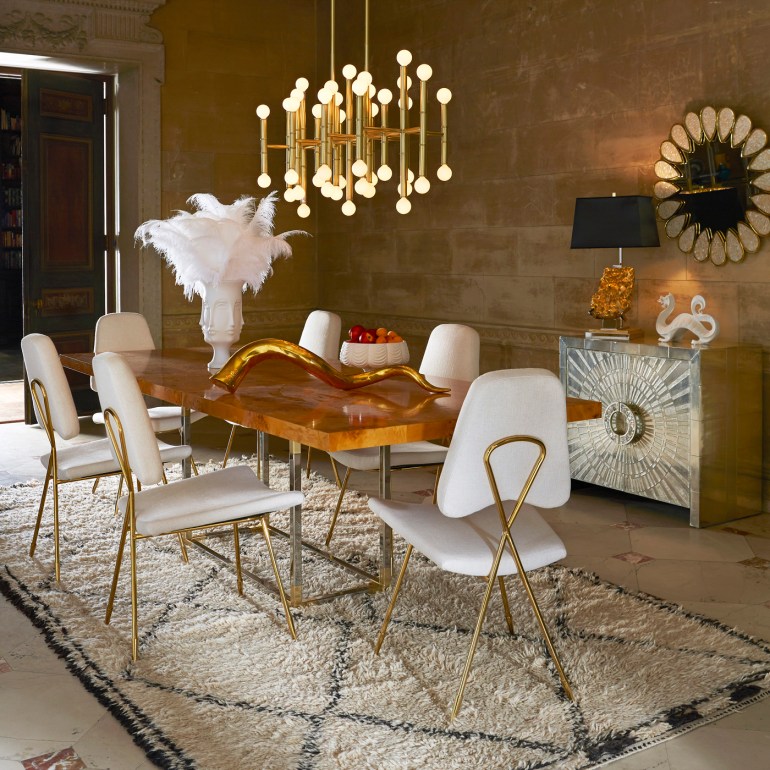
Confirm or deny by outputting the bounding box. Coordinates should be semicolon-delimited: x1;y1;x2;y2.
135;192;306;299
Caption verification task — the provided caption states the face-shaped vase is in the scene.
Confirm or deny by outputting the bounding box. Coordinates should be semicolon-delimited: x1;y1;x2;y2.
199;281;244;373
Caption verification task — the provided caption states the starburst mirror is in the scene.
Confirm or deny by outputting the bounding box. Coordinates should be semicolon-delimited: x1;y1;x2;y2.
654;105;770;265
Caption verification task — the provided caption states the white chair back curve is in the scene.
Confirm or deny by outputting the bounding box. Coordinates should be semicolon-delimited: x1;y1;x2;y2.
21;334;81;441
419;324;480;382
92;352;164;486
438;369;570;518
298;310;341;362
94;312;156;353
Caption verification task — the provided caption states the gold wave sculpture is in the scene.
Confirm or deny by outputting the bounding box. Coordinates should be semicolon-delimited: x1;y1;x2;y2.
210;338;451;394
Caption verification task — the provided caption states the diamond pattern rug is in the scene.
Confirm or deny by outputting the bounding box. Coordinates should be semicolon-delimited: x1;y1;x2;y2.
1;458;770;770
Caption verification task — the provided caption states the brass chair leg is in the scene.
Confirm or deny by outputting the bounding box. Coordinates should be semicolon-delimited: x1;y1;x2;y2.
432;464;442;504
233;524;243;595
177;533;189;563
375;544;413;654
259;517;296;639
222;424;237;468
30;461;53;558
498;575;514;635
106;508;130;625
324;467;351;547
330;456;341;487
191;456;199;476
92;477;100;494
52;477;61;583
129;516;140;661
451;565;500;720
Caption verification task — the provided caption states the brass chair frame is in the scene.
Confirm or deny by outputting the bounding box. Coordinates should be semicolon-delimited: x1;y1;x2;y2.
28;378;124;583
102;407;296;661
374;435;574;720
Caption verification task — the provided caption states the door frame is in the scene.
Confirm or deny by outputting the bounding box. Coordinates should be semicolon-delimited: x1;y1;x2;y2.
0;0;166;343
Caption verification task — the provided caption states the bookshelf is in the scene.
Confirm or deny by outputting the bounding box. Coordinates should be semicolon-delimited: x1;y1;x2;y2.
0;76;21;348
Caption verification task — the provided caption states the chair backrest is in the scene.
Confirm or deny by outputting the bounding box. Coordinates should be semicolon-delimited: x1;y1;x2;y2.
298;310;341;363
438;369;570;518
94;312;156;353
92;312;156;390
92;351;164;486
419;323;480;382
21;333;80;441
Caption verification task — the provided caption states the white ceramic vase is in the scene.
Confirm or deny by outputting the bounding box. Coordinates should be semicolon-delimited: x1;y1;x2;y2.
199;280;245;373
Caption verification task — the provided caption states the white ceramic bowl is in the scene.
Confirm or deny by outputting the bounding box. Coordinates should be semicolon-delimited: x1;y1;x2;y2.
340;340;410;368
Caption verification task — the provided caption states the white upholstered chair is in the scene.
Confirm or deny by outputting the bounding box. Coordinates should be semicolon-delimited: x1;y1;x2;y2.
20;333;192;583
93;350;301;660
222;309;342;468
92;312;206;436
324;323;480;546
371;368;574;719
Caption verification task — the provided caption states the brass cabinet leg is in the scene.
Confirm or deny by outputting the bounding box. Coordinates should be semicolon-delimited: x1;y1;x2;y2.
375;544;412;654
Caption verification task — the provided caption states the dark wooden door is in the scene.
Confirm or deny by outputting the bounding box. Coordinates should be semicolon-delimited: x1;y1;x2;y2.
22;70;112;416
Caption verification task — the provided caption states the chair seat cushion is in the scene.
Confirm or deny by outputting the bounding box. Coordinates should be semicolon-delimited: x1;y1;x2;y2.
331;441;448;471
93;406;206;433
369;497;566;577
119;464;303;537
42;438;192;481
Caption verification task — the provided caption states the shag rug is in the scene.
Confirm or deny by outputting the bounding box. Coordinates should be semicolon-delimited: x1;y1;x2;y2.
2;458;770;770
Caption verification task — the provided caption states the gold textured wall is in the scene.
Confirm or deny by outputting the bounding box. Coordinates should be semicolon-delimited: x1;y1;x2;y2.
150;0;318;348
151;0;770;507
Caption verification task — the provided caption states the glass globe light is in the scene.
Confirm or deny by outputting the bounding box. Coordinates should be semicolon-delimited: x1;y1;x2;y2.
293;184;305;199
317;88;332;104
297;203;311;218
284;168;299;185
312;172;323;188
370;171;379;185
290;88;304;101
342;200;356;216
378;88;393;104
283;96;300;112
317;163;332;182
311;104;323;119
358;70;373;87
436;88;452;104
352;79;368;97
339;108;346;122
377;164;393;181
437;164;452;181
407;168;415;182
396;75;413;90
397;97;414;110
362;182;376;198
321;181;334;198
256;104;270;119
352;158;368;177
354;177;368;195
295;77;310;91
334;91;343;106
342;64;357;80
371;104;379;118
414;176;431;194
397;181;413;196
396;49;412;66
338;176;347;189
396;197;412;214
257;173;271;188
416;64;433;81
283;188;294;202
331;185;344;201
324;79;339;94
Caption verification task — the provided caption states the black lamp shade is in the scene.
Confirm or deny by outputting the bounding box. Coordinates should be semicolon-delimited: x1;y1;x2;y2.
570;195;660;249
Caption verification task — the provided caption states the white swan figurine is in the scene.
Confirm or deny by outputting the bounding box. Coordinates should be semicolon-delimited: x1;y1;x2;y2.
656;293;719;345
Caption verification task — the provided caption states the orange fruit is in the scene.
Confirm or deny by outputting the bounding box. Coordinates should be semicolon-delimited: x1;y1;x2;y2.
375;335;388;344
386;330;398;339
376;327;388;337
390;334;403;343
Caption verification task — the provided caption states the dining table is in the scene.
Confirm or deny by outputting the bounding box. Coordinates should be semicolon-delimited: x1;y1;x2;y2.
61;347;602;607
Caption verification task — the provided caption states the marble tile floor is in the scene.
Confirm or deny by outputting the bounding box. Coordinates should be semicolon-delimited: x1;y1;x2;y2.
1;416;770;769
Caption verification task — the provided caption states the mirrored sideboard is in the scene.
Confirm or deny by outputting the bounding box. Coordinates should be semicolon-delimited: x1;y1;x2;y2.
559;336;763;527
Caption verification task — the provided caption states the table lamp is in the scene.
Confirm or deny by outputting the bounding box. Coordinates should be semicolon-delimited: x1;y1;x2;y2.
570;194;660;339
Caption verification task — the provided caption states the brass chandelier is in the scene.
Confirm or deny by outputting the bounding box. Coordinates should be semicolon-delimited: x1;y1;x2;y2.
255;0;452;217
